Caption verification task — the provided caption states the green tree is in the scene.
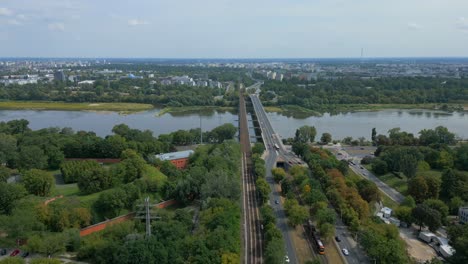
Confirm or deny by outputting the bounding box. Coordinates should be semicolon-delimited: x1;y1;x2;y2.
21;169;54;197
423;199;449;225
287;203;308;227
211;123;237;143
27;233;67;256
261;205;276;226
419;126;456;146
356;179;380;203
318;222;335;241
16;146;48;170
0;133;17;165
401;196;416;208
371;128;377;143
252;143;265;155
320;133;332;144
0;166;10;182
448;196;465;215
77;166;113;194
0;182;27;214
316;208;336;225
94;188;128;218
264;238;286;264
455;144;468;171
412;204;442;231
295;125;317;143
408;176;429;203
394;206;413;224
256;178;271;204
371;158;388;175
271;167;286;183
441;169;468;201
447;224;468;263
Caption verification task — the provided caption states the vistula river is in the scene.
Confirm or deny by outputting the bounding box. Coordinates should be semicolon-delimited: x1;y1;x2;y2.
0;108;467;140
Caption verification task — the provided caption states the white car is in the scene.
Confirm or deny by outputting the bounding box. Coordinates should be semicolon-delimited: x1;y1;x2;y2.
285;255;290;263
342;248;349;256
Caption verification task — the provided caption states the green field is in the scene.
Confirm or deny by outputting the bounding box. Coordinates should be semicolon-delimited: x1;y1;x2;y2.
53;183;103;207
0;101;154;112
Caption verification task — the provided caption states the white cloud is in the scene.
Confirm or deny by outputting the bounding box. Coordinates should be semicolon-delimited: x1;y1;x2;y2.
407;23;422;30
128;19;149;26
456;17;468;32
48;22;65;31
7;19;21;25
0;7;13;16
16;14;27;20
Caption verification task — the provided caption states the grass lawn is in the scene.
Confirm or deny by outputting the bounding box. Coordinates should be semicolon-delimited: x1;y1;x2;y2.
377;173;408;195
54;183;105;208
0;101;154;112
416;169;442;179
380;190;400;209
143;164;167;181
263;106;283;112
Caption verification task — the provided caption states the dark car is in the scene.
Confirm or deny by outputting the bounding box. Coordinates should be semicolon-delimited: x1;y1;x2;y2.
9;249;20;257
21;251;29;258
335;236;341;242
0;248;7;255
275;200;279;204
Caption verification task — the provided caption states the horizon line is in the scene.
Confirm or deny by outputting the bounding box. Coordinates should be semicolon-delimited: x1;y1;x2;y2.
1;56;468;60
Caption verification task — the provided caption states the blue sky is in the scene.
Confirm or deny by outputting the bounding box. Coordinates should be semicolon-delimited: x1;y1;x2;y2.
1;0;468;58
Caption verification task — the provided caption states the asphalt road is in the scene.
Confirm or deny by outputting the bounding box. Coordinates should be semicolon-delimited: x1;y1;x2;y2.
333;147;404;203
350;164;404;203
334;214;370;264
249;92;299;264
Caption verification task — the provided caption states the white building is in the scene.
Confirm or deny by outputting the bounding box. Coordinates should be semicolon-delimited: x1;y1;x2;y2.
381;207;392;218
458;207;468;223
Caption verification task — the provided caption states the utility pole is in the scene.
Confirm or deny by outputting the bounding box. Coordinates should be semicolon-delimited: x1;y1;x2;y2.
135;197;161;238
200;116;203;144
145;197;151;237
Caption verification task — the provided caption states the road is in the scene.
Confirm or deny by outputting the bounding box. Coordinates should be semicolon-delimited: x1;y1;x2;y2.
335;214;370;264
349;163;404;203
249;90;331;264
239;89;263;264
332;146;404;203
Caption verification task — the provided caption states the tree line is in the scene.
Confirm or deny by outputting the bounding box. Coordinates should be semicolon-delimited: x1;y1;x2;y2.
260;77;468;113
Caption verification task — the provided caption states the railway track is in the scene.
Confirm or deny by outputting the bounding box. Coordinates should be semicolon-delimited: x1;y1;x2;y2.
239;92;263;264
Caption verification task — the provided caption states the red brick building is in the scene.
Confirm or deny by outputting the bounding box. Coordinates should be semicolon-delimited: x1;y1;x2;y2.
155;150;194;169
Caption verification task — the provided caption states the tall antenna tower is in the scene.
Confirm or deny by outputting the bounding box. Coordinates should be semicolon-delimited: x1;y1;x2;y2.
360;48;364;64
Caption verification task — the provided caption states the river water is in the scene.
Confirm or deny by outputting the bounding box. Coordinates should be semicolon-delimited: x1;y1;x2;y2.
0;109;467;140
0;108;238;137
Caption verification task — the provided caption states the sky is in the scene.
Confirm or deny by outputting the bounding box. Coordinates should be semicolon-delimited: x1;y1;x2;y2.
0;0;468;58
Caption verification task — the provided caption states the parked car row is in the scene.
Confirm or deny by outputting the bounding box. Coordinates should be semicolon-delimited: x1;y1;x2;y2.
0;248;29;258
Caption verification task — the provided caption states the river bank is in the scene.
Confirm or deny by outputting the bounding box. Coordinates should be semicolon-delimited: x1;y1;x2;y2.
155;106;236;117
0;101;154;113
264;103;467;117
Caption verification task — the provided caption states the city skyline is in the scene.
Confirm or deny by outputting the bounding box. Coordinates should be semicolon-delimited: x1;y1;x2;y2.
1;0;468;58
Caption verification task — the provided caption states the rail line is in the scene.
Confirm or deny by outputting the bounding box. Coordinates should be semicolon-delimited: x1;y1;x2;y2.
239;90;263;264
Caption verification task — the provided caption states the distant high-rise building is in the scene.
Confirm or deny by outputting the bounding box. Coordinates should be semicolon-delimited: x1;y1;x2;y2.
54;71;66;82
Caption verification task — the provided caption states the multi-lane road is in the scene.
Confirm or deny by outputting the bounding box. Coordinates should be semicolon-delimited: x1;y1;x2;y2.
250;93;299;264
250;90;334;264
333;146;405;203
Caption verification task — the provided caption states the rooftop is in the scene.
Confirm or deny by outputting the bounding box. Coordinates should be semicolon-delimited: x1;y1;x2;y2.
155;150;194;161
